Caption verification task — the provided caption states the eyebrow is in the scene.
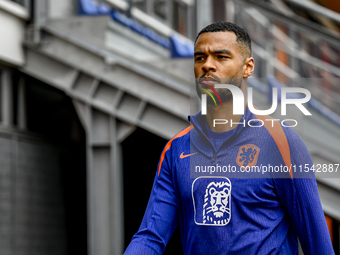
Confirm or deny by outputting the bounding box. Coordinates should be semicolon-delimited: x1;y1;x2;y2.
194;51;205;57
213;49;232;55
194;49;232;56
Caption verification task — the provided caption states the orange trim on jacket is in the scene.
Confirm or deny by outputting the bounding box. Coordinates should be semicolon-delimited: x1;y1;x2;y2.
158;126;194;176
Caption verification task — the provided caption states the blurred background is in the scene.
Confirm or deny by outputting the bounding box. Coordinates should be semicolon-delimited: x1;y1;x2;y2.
0;0;340;254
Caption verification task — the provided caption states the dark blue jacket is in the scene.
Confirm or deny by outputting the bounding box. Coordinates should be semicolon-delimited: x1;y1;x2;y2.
124;107;334;255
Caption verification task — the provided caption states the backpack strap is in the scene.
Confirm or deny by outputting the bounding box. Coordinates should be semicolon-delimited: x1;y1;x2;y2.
255;115;293;179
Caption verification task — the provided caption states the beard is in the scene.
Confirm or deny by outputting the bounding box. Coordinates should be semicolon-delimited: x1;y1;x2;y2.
196;76;243;105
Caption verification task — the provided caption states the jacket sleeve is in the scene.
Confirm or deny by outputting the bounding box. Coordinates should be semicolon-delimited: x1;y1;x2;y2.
273;129;334;255
124;145;179;255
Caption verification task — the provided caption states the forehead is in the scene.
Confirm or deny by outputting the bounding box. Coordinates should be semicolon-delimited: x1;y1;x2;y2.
195;31;239;52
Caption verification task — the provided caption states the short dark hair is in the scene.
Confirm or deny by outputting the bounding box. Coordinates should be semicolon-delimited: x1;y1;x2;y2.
195;21;252;58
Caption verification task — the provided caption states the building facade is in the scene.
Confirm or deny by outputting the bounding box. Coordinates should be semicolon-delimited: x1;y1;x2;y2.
0;0;340;254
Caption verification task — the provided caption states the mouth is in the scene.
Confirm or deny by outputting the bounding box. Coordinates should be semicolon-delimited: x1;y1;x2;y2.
198;78;219;87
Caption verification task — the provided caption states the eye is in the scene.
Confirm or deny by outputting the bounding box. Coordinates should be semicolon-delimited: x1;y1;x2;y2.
195;56;205;61
218;55;229;59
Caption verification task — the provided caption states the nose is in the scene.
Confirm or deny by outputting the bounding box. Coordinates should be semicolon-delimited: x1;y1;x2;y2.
215;194;222;205
201;56;216;73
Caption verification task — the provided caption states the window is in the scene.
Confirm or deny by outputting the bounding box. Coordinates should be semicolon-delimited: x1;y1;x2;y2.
133;0;147;12
173;0;188;36
154;0;167;20
212;0;225;22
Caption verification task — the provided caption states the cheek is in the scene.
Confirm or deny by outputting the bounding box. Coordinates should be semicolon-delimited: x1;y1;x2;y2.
218;63;234;72
194;65;202;76
223;64;243;77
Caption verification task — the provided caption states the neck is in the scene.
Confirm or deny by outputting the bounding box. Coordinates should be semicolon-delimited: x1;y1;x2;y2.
206;99;247;132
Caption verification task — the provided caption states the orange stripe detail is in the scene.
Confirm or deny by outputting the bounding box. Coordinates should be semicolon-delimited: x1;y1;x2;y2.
325;215;333;245
255;115;293;179
158;126;194;176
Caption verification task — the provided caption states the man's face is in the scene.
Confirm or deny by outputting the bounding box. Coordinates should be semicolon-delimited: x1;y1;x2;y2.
194;31;253;103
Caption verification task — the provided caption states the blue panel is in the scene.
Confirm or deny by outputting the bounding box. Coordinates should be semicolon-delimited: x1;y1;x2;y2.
111;10;132;26
169;34;194;58
110;10;170;49
97;3;111;14
78;0;111;15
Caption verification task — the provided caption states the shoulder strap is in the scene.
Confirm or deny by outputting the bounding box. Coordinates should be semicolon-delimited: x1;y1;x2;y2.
255;115;293;179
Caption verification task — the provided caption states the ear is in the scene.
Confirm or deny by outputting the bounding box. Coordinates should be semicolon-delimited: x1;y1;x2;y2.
243;57;254;78
222;187;229;195
209;187;216;196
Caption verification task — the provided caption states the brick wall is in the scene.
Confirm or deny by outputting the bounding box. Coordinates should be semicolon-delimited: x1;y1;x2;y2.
0;133;67;255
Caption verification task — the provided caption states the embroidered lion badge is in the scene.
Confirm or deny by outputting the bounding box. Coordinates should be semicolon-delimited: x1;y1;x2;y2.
203;181;231;225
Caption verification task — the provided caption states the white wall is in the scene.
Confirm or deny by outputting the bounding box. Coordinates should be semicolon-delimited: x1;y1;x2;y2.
0;0;27;66
48;0;75;19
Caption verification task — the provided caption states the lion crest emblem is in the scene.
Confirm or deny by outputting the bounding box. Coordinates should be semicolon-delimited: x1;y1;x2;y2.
192;177;231;226
203;181;231;225
236;144;260;167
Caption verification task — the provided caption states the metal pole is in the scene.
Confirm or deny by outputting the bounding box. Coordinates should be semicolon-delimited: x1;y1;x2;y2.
225;0;235;23
18;76;27;130
23;0;31;15
127;0;133;18
110;116;124;255
1;69;13;127
196;0;212;32
33;0;48;44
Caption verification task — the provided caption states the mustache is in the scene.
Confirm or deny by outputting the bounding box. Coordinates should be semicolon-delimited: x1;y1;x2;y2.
198;73;221;84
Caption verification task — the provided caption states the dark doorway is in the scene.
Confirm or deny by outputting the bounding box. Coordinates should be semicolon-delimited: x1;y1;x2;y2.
122;127;184;254
25;75;88;255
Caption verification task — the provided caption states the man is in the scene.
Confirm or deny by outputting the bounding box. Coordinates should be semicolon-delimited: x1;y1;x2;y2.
124;22;334;254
